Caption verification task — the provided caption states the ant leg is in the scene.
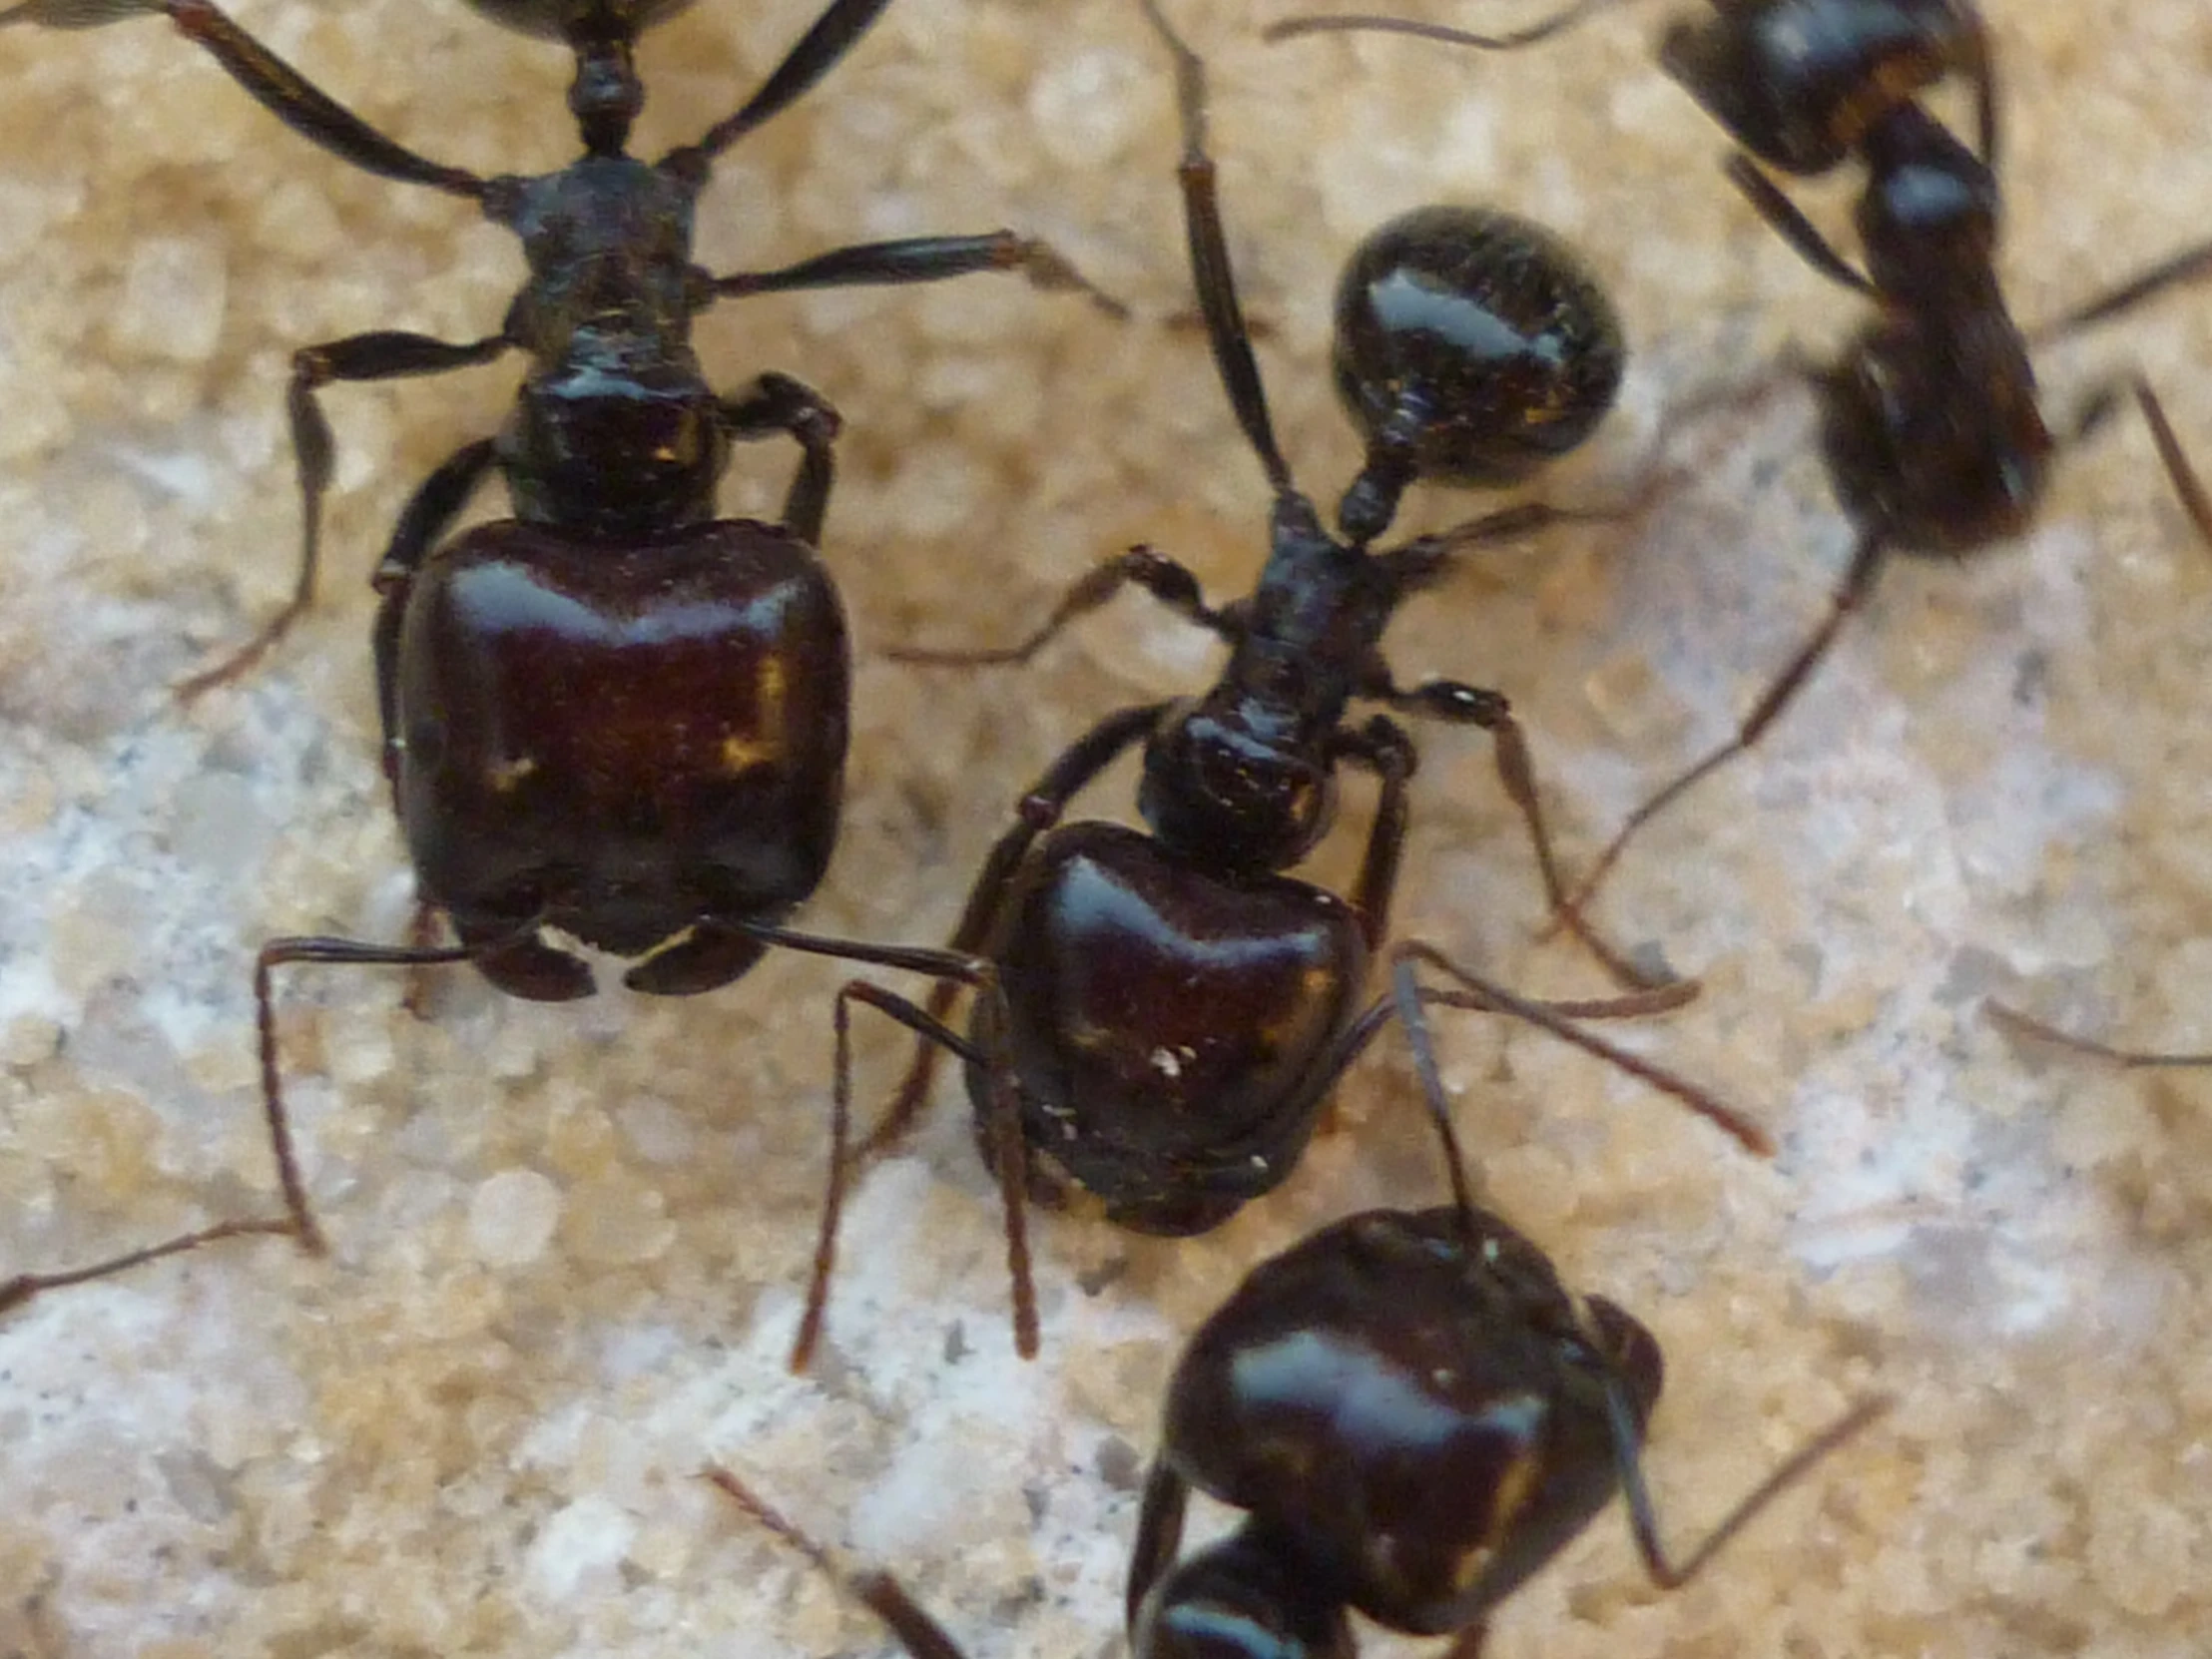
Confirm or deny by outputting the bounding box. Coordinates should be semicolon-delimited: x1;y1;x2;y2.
367;437;502;749
1263;0;1630;50
2064;375;2212;551
862;702;1169;1161
178;331;510;700
2030;238;2212;343
1389;939;1770;1155
0;0;488;198
1;1218;298;1317
1602;1380;1892;1589
702;1467;973;1659
1561;532;1889;920
1136;0;1298;497
1986;1001;2212;1069
1354;674;1672;992
887;547;1239;666
719;372;842;550
256;933;498;1253
711;233;1124;319
716;920;1033;1367
1721;155;1878;298
1126;1458;1194;1633
1329;715;1414;950
789;975;1023;1370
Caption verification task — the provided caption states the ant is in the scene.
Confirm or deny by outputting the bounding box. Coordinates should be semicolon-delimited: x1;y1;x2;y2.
1269;0;2212;927
0;0;1115;1310
712;959;1885;1659
782;0;1776;1370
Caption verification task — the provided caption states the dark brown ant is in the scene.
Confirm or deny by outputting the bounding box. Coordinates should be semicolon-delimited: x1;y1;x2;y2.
712;959;1885;1659
782;0;1773;1372
0;0;1113;1311
1269;0;2212;928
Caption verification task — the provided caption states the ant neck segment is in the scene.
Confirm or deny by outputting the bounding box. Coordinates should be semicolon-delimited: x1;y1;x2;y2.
569;30;645;155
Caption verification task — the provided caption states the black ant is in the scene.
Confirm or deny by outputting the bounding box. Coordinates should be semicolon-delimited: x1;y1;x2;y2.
712;960;1885;1659
1269;0;2212;927
0;0;1115;1310
782;0;1774;1372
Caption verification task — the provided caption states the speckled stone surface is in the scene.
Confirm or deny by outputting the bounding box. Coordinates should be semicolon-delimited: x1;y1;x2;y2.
4;0;2212;1655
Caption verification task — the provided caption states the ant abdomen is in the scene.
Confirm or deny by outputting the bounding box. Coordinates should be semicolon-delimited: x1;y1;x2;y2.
1332;205;1622;524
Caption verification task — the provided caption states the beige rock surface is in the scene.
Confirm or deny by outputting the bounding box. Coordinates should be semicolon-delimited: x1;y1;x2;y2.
4;0;2212;1654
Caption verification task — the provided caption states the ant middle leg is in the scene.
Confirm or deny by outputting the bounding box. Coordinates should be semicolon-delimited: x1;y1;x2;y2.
887;546;1240;667
179;329;511;699
1559;531;1890;923
709;233;1125;318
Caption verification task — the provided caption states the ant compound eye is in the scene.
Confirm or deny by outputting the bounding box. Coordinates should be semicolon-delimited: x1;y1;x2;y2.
1332;205;1622;490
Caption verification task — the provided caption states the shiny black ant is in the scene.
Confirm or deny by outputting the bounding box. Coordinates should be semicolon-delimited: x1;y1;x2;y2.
1270;0;2212;927
713;960;1884;1659
782;0;1775;1371
0;0;1114;1310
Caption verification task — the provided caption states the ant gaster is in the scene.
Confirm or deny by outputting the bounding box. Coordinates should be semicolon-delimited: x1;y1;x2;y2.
0;0;1112;1311
784;0;1773;1372
1270;0;2212;925
711;958;1884;1659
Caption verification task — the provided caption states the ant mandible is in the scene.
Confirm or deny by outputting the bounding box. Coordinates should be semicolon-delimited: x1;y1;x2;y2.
0;0;1113;1311
1270;0;2212;927
783;0;1774;1371
711;958;1885;1659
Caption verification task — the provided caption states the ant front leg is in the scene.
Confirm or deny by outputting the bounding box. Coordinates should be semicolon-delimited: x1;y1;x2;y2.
1598;1376;1893;1592
887;546;1241;666
719;372;841;549
179;330;511;699
1126;1457;1194;1635
862;702;1170;1160
1561;531;1889;922
747;923;1032;1368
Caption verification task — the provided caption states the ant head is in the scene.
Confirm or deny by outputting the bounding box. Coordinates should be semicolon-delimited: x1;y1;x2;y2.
1138;698;1335;877
1660;0;1972;176
1332;206;1620;540
1131;1524;1355;1659
458;0;693;43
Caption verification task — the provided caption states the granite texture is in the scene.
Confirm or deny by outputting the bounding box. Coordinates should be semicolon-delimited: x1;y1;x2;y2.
4;0;2212;1654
